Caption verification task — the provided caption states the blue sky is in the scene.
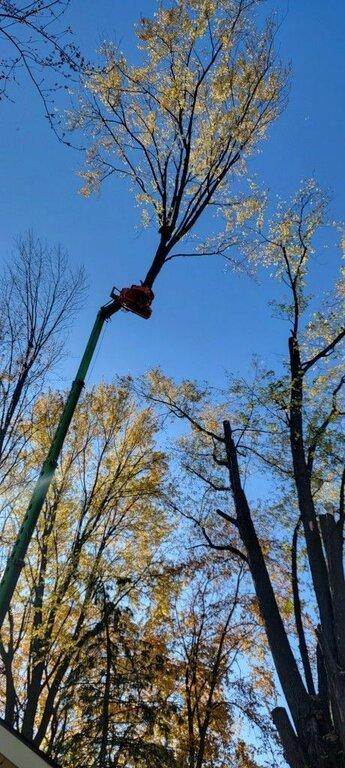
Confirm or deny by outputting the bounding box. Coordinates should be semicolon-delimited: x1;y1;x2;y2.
0;0;344;393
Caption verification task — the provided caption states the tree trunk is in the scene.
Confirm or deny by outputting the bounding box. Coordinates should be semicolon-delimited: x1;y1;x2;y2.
22;507;57;740
272;708;308;768
317;627;345;759
99;598;112;768
222;420;339;767
291;520;316;696
319;514;345;668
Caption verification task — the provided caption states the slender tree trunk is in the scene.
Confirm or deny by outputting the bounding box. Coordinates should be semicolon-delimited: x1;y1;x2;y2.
22;506;57;740
272;708;308;768
195;617;231;768
186;667;196;768
288;338;337;658
0;361;33;465
99;598;112;768
291;520;316;696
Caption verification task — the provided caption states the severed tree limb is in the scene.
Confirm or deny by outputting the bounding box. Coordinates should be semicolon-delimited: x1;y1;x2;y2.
215;508;239;528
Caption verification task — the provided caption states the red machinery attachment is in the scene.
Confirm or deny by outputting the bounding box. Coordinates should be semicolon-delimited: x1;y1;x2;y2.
111;284;154;319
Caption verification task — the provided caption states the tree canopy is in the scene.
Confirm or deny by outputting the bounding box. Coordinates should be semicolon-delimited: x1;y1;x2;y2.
76;0;286;287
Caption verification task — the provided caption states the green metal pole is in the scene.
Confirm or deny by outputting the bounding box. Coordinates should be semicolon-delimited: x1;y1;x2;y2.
0;299;119;629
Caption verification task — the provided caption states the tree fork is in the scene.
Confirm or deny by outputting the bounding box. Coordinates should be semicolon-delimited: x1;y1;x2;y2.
0;297;120;630
222;420;333;766
223;422;309;720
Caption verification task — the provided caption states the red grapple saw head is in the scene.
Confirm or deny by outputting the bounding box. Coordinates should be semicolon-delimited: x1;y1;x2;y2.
112;284;154;319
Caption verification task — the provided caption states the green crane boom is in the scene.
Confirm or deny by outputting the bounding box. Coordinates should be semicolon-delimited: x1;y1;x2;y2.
0;288;147;629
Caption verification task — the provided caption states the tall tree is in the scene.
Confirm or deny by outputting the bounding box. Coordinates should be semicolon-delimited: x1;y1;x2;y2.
143;183;345;767
168;558;274;768
76;0;285;287
0;381;169;749
0;232;84;486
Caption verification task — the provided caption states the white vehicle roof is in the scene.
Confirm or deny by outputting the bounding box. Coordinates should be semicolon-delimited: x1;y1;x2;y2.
0;719;60;768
